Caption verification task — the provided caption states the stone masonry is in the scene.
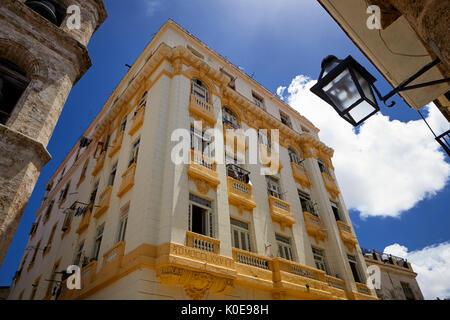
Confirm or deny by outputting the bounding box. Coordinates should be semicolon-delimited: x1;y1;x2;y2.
0;0;107;266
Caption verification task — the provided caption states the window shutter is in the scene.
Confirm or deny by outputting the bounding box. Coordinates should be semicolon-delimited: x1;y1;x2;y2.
208;212;214;238
188;204;192;232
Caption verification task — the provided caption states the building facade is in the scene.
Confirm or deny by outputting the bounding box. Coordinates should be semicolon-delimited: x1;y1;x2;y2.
0;0;107;266
8;20;377;300
362;248;424;300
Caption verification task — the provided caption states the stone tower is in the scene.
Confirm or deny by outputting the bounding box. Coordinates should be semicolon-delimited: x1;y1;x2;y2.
0;0;107;266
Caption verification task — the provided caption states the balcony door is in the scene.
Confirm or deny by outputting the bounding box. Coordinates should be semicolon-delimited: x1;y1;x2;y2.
189;194;214;238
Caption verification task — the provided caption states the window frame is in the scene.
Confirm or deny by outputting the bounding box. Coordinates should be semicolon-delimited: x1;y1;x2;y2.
276;234;294;261
230;218;252;252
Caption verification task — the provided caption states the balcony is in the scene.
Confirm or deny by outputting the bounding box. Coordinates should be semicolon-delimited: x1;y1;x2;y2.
92;152;106;177
186;231;220;254
232;248;274;290
93;186;112;219
187;150;220;193
268;196;295;231
117;163;136;198
337;221;358;251
303;212;327;244
272;258;331;299
326;275;347;300
321;172;340;200
76;208;92;235
189;94;216;125
226;165;256;214
350;282;377;300
108;131;124;159
291;162;312;189
129;106;145;136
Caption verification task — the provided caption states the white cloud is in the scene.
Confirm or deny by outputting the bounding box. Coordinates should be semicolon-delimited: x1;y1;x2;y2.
384;242;450;299
278;75;450;217
145;0;162;16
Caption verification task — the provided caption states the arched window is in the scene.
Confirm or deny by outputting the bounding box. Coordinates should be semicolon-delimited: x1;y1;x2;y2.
191;78;209;103
25;0;66;27
222;107;239;129
288;147;303;166
0;58;30;125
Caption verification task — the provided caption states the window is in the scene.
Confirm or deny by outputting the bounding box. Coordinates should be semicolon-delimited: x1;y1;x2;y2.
258;130;271;148
62;203;75;231
92;224;105;261
348;255;362;283
25;0;66;26
42;182;53;202
0;58;30;125
252;92;264;109
79;160;89;183
276;234;294;261
280;112;292;128
136;91;147;113
128;138;140;167
190;125;212;158
44;200;54;221
288;147;303;166
191;78;209;103
223;107;239;129
188;194;214;238
46;261;60;297
90;181;99;207
331;202;341;222
266;176;282;199
74;240;84;266
119;116;127;133
230;218;252;252
108;162;118;186
29;217;39;237
29;277;40;300
401;282;415;300
117;204;129;243
312;247;329;274
317;159;329;175
59;181;70;203
44;223;57;253
298;190;317;216
29;240;41;266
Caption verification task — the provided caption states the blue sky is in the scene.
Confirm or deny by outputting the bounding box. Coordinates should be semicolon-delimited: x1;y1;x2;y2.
1;0;449;298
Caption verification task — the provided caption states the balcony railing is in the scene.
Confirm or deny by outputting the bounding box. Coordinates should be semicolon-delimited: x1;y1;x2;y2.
232;248;271;270
186;231;220;254
108;131;124;159
189;94;216;125
227;177;256;214
321;172;340;200
337;221;358;251
93;186;112;219
129;106;145;136
291;162;312;189
187;150;220;190
326;275;347;299
273;258;330;294
268;196;295;231
303;212;327;244
356;282;372;296
102;241;125;267
117;163;136;198
92;152;106;177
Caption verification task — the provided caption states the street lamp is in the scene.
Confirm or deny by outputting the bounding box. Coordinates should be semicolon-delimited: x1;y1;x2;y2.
310;55;380;126
310;55;450;155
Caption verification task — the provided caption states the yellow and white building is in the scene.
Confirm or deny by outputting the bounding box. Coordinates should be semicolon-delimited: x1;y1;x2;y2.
8;20;377;300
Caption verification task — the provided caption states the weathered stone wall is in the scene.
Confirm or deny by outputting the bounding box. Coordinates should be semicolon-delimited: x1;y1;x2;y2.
0;0;106;267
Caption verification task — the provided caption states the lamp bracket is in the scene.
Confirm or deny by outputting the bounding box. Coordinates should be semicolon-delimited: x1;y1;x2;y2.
375;58;449;106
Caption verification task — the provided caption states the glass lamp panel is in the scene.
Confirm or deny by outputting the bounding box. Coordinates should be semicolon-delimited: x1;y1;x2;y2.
348;100;376;124
354;70;376;104
323;69;361;112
